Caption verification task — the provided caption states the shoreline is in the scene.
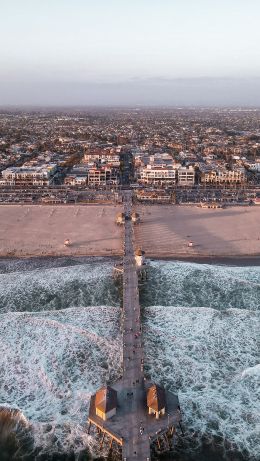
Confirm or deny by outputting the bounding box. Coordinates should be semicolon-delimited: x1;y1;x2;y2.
149;254;260;266
1;253;260;267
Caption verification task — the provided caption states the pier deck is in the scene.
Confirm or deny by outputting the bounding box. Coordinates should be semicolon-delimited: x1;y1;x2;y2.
121;191;150;460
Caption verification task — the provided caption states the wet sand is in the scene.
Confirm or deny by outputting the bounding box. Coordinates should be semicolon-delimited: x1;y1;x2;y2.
0;204;123;257
135;205;260;259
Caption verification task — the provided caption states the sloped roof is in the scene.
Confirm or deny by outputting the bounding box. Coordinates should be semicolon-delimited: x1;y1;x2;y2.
95;386;117;413
147;384;166;412
135;247;145;256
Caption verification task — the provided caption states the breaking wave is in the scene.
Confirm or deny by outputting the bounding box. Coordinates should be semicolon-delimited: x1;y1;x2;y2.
0;257;119;313
143;306;260;459
140;260;260;310
0;305;122;458
0;257;259;459
141;260;260;460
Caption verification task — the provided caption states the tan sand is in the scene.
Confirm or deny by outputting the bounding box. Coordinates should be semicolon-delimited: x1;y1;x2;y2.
1;204;260;259
134;205;260;257
0;205;123;257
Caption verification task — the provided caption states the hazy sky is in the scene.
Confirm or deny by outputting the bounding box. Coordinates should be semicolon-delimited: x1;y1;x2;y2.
1;0;260;105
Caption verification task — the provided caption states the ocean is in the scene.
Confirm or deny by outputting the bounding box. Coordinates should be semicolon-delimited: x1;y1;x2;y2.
0;257;259;460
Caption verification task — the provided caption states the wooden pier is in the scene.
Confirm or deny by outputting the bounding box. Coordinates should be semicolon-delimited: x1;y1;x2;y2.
88;190;181;460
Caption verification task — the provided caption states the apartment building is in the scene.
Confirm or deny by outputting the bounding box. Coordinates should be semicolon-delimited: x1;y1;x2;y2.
245;161;260;172
1;164;57;186
218;168;246;183
88;166;119;186
177;166;195;186
64;175;87;186
199;165;246;184
84;148;120;166
138;165;177;185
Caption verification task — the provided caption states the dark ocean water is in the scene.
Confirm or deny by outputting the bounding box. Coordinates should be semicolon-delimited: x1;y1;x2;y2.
0;257;259;461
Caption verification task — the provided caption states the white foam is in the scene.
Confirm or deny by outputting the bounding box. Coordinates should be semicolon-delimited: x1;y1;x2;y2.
143;305;260;458
1;259;259;458
145;260;260;310
0;306;122;456
241;364;260;378
0;261;117;313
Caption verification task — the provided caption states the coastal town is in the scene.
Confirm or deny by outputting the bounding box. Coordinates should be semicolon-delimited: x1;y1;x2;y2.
1;1;260;460
0;107;260;206
1;107;260;260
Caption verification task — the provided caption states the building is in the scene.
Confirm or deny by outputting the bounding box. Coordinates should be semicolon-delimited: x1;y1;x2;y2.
199;165;217;184
245;161;260;173
138;165;177;186
1;164;57;186
218;167;246;184
177;165;195;186
199;165;246;184
88;166;119;186
116;212;125;225
136;189;172;203
147;384;166;419
64;164;89;186
135;248;145;267
64;175;87;186
95;386;117;421
131;212;140;224
84;148;120;166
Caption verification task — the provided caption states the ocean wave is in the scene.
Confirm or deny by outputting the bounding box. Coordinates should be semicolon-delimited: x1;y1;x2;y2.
241;364;260;379
140;260;260;310
0;261;120;313
143;305;260;459
1;258;259;459
0;306;122;456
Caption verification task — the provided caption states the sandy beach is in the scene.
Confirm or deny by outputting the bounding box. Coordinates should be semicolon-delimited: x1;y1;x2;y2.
1;204;260;259
0;204;123;257
134;205;260;258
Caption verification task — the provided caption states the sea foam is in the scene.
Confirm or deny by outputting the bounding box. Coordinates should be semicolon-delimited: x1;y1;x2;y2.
0;306;122;456
143;305;260;459
0;258;259;459
0;260;119;313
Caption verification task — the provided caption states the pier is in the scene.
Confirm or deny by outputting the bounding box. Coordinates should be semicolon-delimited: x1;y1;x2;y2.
88;190;181;460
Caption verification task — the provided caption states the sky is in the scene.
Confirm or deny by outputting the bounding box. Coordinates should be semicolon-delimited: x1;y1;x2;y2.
1;0;260;106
